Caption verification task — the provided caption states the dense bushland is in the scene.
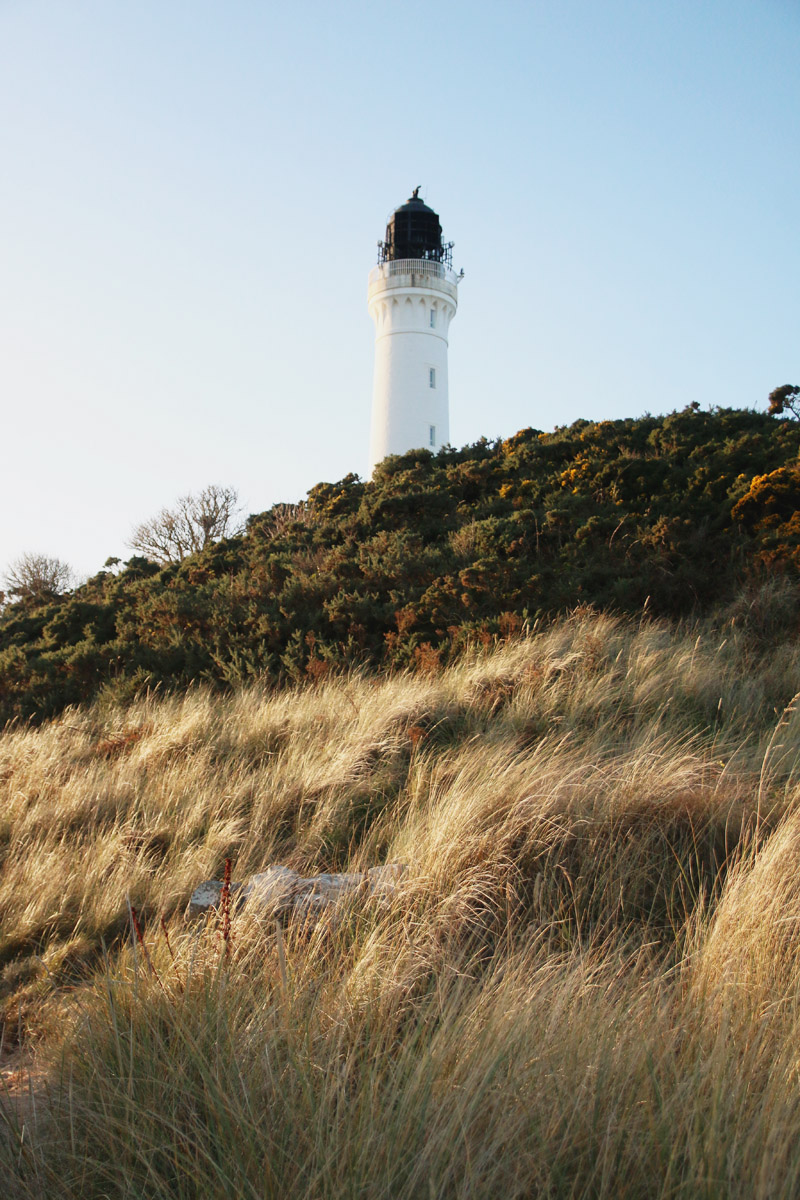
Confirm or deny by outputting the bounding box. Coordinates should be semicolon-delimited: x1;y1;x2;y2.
2;406;800;724
3;606;800;1196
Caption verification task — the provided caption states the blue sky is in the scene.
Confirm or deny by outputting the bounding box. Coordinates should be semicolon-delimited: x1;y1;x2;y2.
1;0;798;578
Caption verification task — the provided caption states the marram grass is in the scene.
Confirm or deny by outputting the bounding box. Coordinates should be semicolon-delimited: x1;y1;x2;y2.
2;606;800;1197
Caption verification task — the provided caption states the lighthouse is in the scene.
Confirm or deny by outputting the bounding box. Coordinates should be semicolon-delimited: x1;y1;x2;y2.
368;190;460;476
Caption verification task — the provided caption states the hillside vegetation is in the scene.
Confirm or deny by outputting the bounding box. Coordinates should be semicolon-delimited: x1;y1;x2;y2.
3;603;800;1197
2;406;800;724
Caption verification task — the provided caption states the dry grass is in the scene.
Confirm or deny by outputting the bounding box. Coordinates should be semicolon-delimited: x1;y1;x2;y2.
2;606;800;1196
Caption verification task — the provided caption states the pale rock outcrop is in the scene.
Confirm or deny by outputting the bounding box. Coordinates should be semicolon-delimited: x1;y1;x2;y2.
291;893;334;927
185;863;406;928
184;879;246;921
245;865;303;917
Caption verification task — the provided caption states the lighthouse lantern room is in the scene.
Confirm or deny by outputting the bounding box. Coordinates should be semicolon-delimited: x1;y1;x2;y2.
368;190;460;476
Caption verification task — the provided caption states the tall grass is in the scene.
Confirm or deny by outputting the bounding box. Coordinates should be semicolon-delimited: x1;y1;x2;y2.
3;605;800;1197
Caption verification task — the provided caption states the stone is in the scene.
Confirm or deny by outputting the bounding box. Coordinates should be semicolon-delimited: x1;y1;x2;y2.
185;862;406;926
306;872;365;898
244;865;304;917
185;879;245;921
291;892;335;929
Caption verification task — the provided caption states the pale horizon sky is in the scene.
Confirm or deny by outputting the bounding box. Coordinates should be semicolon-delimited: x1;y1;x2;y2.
1;0;798;579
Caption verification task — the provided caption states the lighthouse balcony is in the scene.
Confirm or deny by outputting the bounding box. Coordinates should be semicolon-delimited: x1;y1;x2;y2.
368;259;460;305
369;259;459;285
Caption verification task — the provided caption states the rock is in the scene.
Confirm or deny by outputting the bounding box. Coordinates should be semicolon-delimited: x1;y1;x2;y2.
291;892;335;929
244;865;303;916
185;879;245;921
185;862;406;926
306;872;365;898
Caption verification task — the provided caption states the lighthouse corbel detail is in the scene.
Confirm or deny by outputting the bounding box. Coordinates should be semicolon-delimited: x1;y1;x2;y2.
368;191;461;476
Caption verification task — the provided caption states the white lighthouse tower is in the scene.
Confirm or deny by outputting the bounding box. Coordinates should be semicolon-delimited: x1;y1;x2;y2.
368;190;460;476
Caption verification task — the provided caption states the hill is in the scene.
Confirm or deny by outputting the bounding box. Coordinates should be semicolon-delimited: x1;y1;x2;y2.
2;608;800;1196
2;405;800;725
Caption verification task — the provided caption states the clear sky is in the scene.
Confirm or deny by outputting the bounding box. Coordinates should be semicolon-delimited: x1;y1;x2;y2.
1;0;797;579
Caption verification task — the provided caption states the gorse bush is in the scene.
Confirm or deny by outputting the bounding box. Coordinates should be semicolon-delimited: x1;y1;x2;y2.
2;406;800;724
3;609;800;1196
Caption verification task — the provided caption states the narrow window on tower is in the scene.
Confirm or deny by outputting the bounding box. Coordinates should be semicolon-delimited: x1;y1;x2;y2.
430;308;436;328
429;367;436;388
430;425;436;447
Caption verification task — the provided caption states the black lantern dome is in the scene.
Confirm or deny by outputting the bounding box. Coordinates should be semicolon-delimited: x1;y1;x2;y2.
378;188;454;267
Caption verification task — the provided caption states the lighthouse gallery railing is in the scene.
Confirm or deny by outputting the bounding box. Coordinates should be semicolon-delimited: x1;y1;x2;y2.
369;259;459;287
